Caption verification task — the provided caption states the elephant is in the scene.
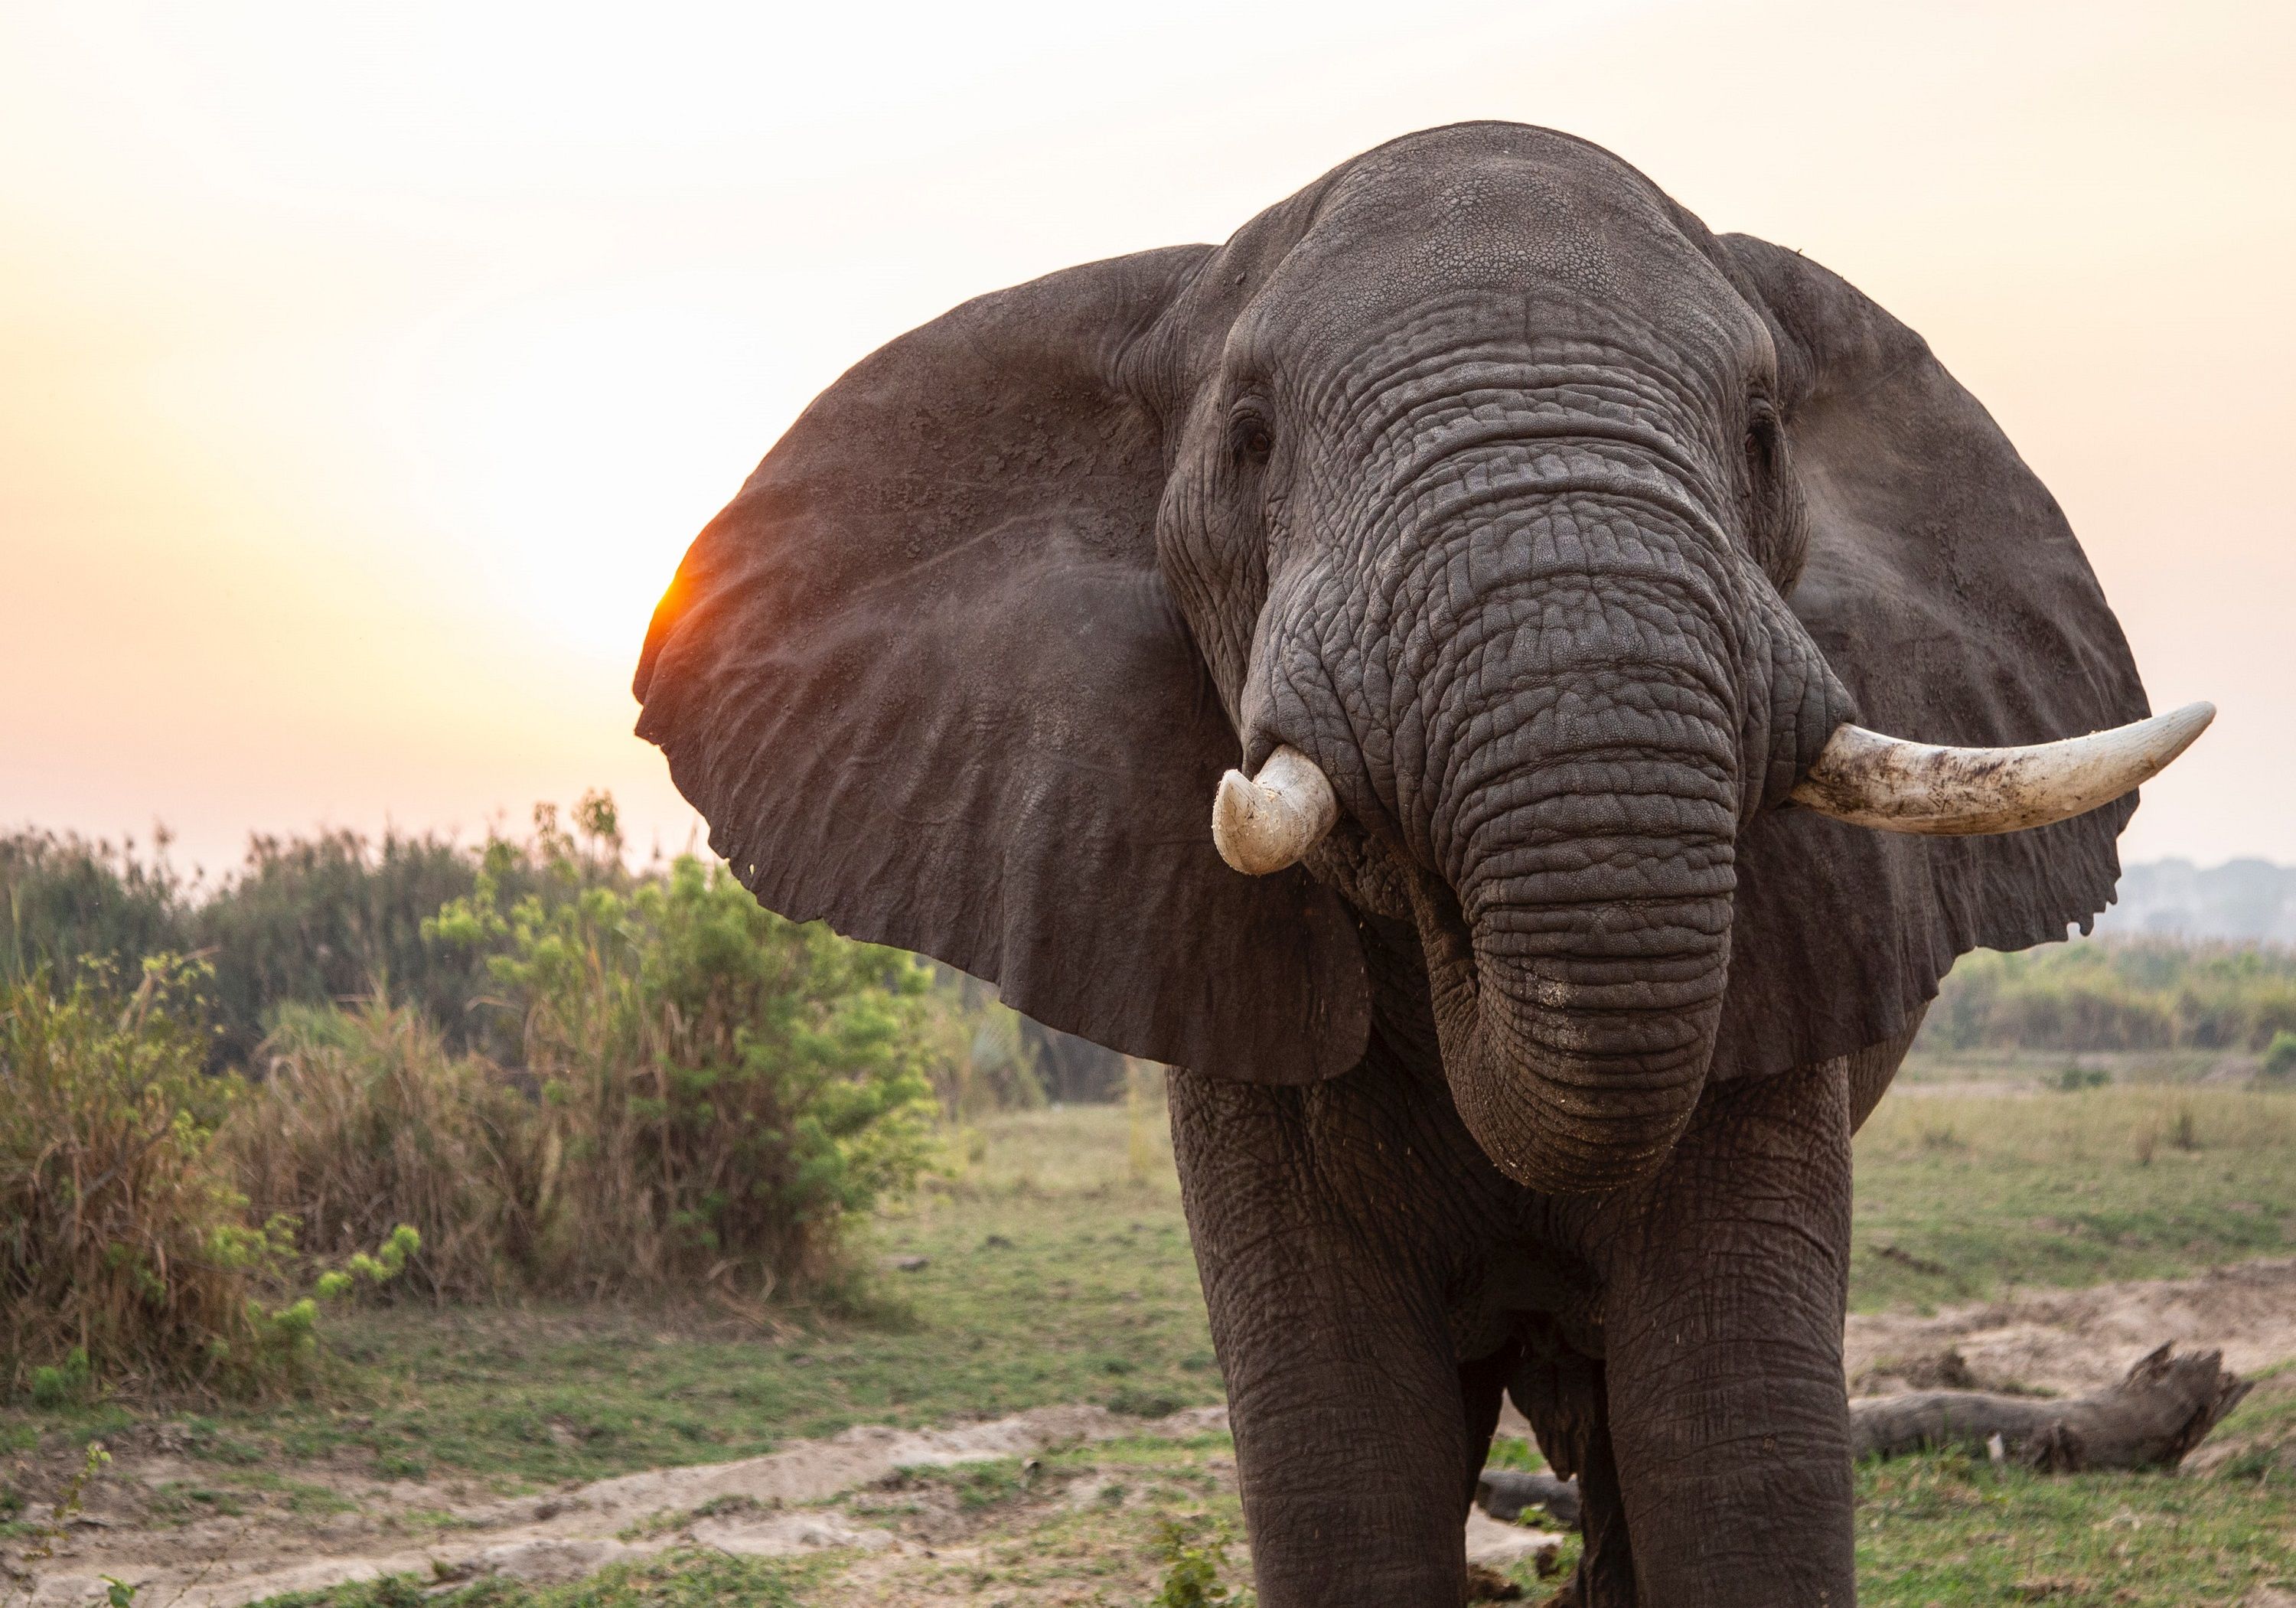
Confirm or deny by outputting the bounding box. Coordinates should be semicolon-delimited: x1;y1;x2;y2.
631;123;2209;1605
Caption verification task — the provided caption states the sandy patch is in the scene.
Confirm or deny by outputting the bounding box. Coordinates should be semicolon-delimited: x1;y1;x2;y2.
1845;1257;2296;1396
15;1406;1227;1608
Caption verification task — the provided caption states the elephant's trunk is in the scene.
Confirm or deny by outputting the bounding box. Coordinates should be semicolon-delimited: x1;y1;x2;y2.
1412;752;1739;1195
1381;472;1763;1195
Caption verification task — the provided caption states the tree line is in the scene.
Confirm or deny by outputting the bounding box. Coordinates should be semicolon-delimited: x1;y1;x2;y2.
1917;935;2296;1057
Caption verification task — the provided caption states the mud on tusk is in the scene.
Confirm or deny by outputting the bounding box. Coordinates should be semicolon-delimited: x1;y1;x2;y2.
1789;701;2215;836
1212;745;1340;875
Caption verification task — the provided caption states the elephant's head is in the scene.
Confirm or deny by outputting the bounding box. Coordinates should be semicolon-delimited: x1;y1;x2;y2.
634;124;2206;1194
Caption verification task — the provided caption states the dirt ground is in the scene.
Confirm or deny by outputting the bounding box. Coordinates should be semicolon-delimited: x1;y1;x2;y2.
10;1407;1248;1608
15;1259;2296;1608
1842;1256;2296;1397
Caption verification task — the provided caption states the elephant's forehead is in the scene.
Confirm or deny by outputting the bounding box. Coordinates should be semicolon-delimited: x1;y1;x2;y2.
1241;126;1753;370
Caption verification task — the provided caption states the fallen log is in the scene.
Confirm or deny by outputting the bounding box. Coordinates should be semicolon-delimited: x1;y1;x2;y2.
1476;1469;1580;1528
1848;1343;2252;1471
1478;1345;2252;1523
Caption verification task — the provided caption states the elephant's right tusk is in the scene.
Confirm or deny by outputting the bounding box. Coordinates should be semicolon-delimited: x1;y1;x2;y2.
1789;701;2215;835
1212;745;1339;875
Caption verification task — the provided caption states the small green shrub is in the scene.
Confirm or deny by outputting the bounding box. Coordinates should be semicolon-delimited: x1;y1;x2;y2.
2262;1029;2296;1082
28;1347;93;1408
1151;1517;1251;1607
7;1441;113;1573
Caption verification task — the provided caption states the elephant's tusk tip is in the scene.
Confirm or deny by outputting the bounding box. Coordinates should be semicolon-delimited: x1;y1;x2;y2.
1791;699;2217;836
1212;746;1339;875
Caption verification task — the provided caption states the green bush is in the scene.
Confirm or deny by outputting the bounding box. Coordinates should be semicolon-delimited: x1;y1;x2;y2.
1150;1517;1250;1607
2;794;1023;1322
427;849;939;1294
1;831;191;988
0;958;414;1399
2263;1030;2296;1083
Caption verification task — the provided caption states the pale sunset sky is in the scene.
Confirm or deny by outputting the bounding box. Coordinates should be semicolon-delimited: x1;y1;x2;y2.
3;2;2291;879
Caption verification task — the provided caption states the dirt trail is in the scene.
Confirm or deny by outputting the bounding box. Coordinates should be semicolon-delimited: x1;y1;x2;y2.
1844;1256;2296;1396
18;1405;1238;1608
19;1398;1561;1608
17;1261;2294;1608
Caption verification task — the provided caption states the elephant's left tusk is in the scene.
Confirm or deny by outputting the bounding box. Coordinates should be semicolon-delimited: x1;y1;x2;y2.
1789;702;2215;835
1212;745;1339;875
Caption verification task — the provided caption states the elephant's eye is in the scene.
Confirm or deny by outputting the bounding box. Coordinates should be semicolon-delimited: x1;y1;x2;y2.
1231;411;1275;465
1743;406;1779;481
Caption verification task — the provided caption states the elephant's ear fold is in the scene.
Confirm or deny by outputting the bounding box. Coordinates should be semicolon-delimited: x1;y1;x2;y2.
633;247;1369;1084
1707;233;2150;1080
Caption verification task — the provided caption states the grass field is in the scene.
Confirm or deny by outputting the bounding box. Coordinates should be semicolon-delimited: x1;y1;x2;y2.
6;1075;2295;1605
1852;1083;2296;1310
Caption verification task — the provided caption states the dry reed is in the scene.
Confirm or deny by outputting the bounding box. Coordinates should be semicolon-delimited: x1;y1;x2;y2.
223;1000;532;1302
0;961;287;1398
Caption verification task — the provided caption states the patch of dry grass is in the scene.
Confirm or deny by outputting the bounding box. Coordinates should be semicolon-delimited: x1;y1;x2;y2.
224;1000;535;1303
1859;1085;2296;1168
0;961;299;1398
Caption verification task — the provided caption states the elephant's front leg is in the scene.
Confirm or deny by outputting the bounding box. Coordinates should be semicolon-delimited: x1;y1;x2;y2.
1597;1052;1860;1607
1169;1068;1485;1608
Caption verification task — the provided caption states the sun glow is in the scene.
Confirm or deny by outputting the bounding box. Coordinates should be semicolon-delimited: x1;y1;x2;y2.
3;1;2291;871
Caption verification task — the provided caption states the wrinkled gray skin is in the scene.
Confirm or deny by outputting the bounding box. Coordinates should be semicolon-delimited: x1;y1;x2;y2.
634;124;2149;1605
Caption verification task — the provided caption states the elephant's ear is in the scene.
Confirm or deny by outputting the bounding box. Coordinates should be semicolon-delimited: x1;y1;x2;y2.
1707;233;2149;1080
633;247;1369;1084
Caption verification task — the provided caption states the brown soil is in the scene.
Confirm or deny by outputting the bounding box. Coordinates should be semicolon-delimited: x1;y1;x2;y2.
1844;1257;2296;1396
11;1407;1225;1608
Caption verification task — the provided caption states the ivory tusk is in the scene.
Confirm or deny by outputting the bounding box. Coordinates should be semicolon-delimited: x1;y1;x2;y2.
1789;701;2215;836
1212;745;1340;875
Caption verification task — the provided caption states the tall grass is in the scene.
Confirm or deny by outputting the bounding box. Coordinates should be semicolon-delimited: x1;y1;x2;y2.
225;1000;533;1302
0;959;295;1398
215;840;948;1310
223;853;950;1305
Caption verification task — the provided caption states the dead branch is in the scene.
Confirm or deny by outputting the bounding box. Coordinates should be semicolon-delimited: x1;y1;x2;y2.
1479;1345;2253;1526
1848;1343;2252;1471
